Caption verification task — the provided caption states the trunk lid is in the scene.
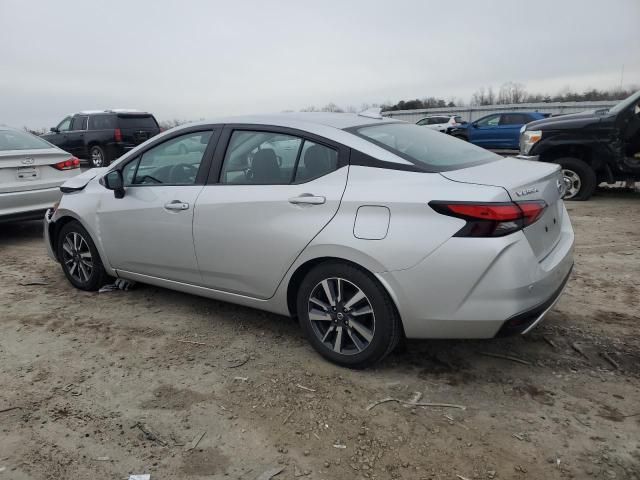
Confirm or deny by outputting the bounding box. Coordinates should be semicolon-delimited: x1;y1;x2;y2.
440;157;565;261
0;148;76;193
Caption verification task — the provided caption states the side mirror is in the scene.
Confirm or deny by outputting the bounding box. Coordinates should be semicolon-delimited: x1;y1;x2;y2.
471;122;478;128
104;170;125;199
50;127;59;133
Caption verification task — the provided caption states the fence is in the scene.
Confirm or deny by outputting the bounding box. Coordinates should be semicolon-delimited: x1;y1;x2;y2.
382;100;620;123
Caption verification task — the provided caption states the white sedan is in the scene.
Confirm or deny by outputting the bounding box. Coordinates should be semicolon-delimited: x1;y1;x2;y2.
0;127;81;223
416;115;466;132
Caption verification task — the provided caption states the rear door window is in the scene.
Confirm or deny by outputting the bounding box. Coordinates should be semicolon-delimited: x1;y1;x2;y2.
294;141;338;182
500;114;529;125
221;131;302;184
220;130;339;185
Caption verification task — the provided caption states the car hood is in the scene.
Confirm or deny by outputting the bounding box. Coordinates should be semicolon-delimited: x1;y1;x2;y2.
60;167;107;191
526;110;613;131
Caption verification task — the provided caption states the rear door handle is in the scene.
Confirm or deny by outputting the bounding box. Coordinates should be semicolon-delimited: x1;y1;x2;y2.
288;194;326;205
164;200;190;211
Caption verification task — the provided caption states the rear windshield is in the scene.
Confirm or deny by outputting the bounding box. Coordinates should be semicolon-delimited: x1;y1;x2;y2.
454;116;465;123
352;122;499;171
117;115;158;129
0;129;52;151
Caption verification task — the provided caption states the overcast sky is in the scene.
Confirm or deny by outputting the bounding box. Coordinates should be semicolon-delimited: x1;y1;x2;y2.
1;0;638;128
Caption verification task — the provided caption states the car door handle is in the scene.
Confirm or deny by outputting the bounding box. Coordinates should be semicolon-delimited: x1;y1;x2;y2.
164;201;190;211
288;194;326;205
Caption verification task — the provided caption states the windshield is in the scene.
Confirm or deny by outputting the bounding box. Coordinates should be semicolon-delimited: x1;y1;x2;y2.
608;90;640;115
352;122;499;171
0;129;53;151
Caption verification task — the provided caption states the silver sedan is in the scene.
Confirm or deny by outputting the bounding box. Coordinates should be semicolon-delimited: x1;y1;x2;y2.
1;127;81;223
44;112;574;368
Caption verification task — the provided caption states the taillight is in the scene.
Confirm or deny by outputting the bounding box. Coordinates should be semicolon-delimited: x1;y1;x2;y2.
114;128;122;142
52;157;81;171
429;200;547;237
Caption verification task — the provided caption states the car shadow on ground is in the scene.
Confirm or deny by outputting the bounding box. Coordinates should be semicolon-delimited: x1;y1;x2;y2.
0;220;43;244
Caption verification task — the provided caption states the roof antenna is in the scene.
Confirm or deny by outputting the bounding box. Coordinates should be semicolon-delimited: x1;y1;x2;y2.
358;107;383;120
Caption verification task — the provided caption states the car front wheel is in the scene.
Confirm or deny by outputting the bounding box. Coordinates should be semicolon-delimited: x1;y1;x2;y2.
556;157;597;200
297;261;401;368
57;221;109;291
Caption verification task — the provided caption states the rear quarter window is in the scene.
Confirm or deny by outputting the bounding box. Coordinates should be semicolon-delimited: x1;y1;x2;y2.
351;122;499;172
117;115;159;129
89;115;117;130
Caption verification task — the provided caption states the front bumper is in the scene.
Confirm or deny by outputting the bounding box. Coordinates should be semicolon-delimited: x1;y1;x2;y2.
378;204;574;339
44;209;57;261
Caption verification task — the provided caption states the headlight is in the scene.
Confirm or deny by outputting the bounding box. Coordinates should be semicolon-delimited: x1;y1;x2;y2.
520;130;542;154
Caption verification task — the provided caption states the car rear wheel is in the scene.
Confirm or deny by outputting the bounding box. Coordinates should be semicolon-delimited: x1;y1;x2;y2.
57;221;109;291
555;157;596;200
89;145;107;168
297;261;401;368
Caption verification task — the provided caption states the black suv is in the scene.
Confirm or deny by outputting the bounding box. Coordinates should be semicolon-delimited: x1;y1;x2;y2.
41;110;161;168
519;91;640;200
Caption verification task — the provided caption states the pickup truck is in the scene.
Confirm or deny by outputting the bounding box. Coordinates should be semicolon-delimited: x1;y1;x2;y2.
518;91;640;200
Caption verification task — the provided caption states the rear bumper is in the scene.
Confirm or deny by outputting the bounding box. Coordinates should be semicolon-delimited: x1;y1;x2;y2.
377;204;574;339
0;187;61;223
494;263;573;336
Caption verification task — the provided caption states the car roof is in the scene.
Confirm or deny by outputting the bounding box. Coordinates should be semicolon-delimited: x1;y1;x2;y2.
183;112;404;131
74;109;152;116
116;112;414;168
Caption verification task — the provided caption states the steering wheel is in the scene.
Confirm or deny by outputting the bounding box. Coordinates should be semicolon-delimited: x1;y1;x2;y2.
169;163;199;183
137;175;162;184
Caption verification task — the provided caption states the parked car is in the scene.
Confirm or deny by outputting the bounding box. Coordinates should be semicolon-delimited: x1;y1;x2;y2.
44;112;574;368
450;112;549;149
416;115;466;133
0;127;81;223
41;110;160;168
519;90;640;200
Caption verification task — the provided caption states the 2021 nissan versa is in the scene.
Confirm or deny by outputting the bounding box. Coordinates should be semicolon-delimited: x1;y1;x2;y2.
44;112;574;368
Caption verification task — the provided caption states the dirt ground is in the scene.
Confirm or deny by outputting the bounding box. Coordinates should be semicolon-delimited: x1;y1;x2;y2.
0;188;638;480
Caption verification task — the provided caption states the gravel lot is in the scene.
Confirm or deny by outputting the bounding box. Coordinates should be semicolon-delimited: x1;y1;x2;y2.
0;188;638;480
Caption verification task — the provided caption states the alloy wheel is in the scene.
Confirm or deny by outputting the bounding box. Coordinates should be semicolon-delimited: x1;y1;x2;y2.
562;169;581;199
91;148;104;167
307;277;375;356
61;232;94;283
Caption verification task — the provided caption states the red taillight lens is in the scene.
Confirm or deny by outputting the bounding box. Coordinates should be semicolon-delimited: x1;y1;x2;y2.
52;157;81;171
518;200;547;226
114;128;122;142
430;200;547;237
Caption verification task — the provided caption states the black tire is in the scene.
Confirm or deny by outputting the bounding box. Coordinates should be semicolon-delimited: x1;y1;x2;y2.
555;157;597;201
89;145;107;168
296;261;401;369
57;221;109;291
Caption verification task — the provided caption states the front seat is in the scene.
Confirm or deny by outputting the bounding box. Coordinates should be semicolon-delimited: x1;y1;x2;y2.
251;149;280;184
300;145;332;181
